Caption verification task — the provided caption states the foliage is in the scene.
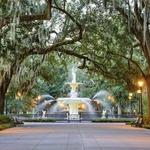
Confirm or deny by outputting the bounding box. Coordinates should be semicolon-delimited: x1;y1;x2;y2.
143;115;150;125
111;86;128;108
5;56;70;113
142;125;150;129
23;118;56;122
0;0;85;114
0;115;13;130
0;115;12;123
0;123;13;131
73;7;145;90
0;0;150;116
91;118;133;123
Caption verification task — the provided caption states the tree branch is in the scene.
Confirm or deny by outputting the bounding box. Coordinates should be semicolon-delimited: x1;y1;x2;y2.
55;48;118;80
52;5;83;40
0;0;52;29
108;51;146;79
27;4;83;55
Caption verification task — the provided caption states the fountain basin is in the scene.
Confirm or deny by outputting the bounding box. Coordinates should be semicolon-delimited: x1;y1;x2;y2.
57;97;91;102
56;97;92;120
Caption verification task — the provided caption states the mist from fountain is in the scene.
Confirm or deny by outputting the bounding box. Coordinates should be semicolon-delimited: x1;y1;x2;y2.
92;90;115;118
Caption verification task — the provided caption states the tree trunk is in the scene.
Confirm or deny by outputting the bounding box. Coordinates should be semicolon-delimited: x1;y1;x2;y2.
0;53;27;114
0;64;15;114
0;77;12;114
145;74;150;118
0;91;5;114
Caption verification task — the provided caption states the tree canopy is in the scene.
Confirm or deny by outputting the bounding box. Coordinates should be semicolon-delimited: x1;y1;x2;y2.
0;0;150;116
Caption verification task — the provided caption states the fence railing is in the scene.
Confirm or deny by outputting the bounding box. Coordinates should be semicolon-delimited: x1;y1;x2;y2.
10;112;137;122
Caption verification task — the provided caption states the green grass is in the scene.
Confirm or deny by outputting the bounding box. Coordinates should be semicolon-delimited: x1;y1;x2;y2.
0;115;14;131
0;123;13;131
0;115;12;124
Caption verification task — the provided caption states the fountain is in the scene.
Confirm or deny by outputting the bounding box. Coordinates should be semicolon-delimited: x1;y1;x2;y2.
56;67;93;120
35;67;115;120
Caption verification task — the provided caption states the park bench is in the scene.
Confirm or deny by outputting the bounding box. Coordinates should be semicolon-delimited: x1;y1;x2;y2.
131;117;143;127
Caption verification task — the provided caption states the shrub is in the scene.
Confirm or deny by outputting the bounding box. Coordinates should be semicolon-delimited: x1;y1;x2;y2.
143;115;150;125
0;123;12;131
0;115;14;131
143;125;150;129
23;118;56;122
91;118;133;123
0;115;12;124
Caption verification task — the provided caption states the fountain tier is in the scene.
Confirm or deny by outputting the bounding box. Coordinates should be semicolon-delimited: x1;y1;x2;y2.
55;67;94;120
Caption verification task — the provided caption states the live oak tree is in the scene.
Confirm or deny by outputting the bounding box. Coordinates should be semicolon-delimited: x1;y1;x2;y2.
60;0;150;117
0;0;84;114
6;55;69;113
54;1;148;115
1;0;150;117
101;0;150;117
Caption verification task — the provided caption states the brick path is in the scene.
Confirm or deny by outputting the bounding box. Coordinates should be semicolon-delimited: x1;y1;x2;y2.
0;122;150;150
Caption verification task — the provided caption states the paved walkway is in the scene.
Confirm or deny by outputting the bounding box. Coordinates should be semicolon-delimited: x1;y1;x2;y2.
0;122;150;150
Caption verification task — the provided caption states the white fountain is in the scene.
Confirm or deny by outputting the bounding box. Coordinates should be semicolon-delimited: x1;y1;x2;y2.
35;68;115;119
56;67;93;120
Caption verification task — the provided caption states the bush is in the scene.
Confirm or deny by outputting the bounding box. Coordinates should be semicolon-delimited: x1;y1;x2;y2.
0;123;12;131
0;115;12;124
0;115;14;131
143;115;150;125
143;125;150;129
23;118;56;122
91;118;133;123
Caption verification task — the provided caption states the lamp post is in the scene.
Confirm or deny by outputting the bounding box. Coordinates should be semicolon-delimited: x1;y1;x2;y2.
137;89;141;115
137;80;144;118
128;93;133;115
16;92;22;116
